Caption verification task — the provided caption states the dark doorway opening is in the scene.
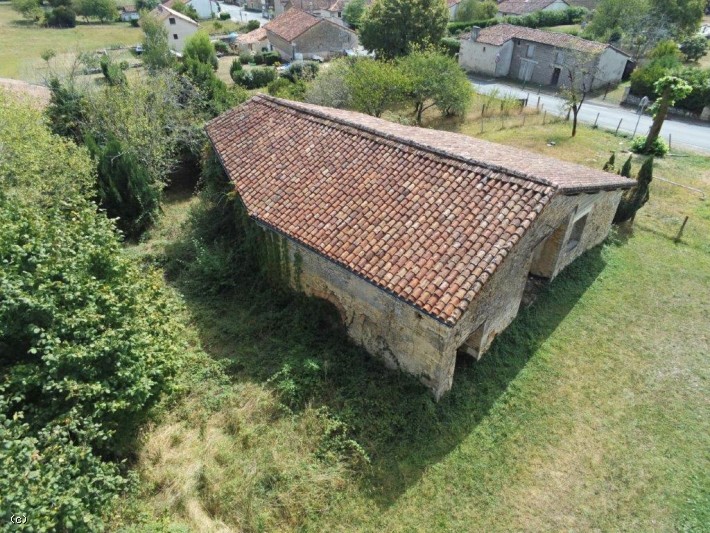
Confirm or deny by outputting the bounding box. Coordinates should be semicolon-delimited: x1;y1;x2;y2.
551;67;561;86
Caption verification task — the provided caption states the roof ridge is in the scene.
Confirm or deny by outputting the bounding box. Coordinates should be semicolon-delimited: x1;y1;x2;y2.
251;94;559;192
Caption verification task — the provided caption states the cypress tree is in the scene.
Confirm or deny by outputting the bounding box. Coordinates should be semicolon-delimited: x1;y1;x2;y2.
603;152;616;172
619;155;632;177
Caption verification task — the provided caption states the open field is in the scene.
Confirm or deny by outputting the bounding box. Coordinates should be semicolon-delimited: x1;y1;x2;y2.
0;2;141;81
114;113;710;532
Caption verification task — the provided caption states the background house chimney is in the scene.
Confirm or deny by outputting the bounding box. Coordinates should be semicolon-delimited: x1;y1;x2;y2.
470;26;481;41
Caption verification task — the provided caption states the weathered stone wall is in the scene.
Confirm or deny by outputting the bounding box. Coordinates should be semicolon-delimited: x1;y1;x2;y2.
445;189;623;364
279;236;456;399
294;20;358;58
252;189;622;399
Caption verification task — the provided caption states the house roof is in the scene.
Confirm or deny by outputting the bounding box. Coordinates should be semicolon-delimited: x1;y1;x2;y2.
153;4;199;25
448;0;462;7
237;27;268;44
121;5;138;13
205;95;632;326
467;23;611;54
498;0;568;15
264;8;321;42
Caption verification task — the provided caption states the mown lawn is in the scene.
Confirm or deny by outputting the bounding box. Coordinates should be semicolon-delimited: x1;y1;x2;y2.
115;120;709;532
0;2;141;81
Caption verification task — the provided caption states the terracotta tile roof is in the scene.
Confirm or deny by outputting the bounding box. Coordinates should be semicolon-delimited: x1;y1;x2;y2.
498;0;568;15
237;27;268;44
206;95;632;326
470;23;610;54
264;8;321;42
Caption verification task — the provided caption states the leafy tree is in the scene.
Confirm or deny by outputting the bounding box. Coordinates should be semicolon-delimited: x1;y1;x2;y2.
141;11;175;72
456;0;497;22
135;0;159;10
679;35;709;61
643;76;692;154
180;57;247;115
183;31;219;70
100;55;128;86
359;0;449;58
343;0;366;28
74;0;118;22
283;60;320;82
246;19;260;31
649;0;704;35
613;157;653;223
10;0;42;21
304;58;353;108
231;65;277;89
345;58;410;117
399;51;472;124
46;5;77;27
47;77;86;142
559;51;599;137
49;0;72;7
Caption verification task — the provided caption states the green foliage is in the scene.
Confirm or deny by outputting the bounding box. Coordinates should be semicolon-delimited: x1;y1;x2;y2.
74;0;118;23
0;96;184;530
399;50;473;123
631;63;709;114
47;78;86;143
253;51;264;64
680;35;709;61
304;58;353;108
262;51;281;65
230;57;242;75
360;0;449;58
219;10;231;20
649;40;682;61
447;7;586;35
614;156;653;223
446;17;498;36
631;135;668;156
619;155;632;177
213;39;229;54
343;0;366;28
49;0;72;7
345;58;410;117
180;58;246;116
141;11;176;72
440;36;460;57
649;0;705;35
100;54;128;86
183;31;219;70
455;0;497;22
135;0;159;10
232;66;276;88
46;5;77;27
239;50;252;64
602;152;616;172
283;60;320;82
246;19;260;31
267;77;306;100
11;0;43;21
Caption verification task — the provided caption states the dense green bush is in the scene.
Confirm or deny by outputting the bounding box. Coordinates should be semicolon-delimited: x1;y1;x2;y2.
440;36;460;57
213;39;229;53
183;31;219;70
447;7;587;35
263;50;281;65
46;5;76;27
0;95;184;530
267;77;306;100
230;57;242;75
246;19;260;31
283;60;320;82
239;50;252;64
219;10;230;19
100;55;127;86
231;66;276;89
253;51;264;64
680;35;709;62
447;17;498;35
631;64;710;114
631;135;668;156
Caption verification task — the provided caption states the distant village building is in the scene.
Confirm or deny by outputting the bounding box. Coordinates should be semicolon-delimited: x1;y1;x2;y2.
459;24;631;90
264;8;358;60
497;0;570;16
274;0;348;25
235;27;271;53
206;95;633;399
152;4;199;53
448;0;463;19
119;5;140;21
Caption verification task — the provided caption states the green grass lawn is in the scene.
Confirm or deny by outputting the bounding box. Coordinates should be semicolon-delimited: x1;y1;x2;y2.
0;2;141;81
115;120;710;531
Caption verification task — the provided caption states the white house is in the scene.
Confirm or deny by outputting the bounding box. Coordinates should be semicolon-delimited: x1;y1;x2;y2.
152;4;199;53
120;5;140;21
497;0;569;17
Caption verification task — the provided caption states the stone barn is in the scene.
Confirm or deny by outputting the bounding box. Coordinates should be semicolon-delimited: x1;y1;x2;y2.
206;95;633;399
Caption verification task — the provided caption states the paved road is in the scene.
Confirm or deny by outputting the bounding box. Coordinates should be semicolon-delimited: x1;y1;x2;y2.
216;2;270;24
469;77;710;154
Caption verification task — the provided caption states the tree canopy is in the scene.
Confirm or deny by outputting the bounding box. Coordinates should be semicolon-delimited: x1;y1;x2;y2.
359;0;449;58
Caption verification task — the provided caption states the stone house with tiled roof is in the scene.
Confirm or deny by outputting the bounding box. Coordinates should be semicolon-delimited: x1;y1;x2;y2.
264;8;358;59
497;0;569;16
206;95;633;399
235;27;271;54
459;24;631;90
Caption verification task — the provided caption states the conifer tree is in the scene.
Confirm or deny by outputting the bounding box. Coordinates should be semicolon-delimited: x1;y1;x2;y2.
619;155;632;177
614;157;653;224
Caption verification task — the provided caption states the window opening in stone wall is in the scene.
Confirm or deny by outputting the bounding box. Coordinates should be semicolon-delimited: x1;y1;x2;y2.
566;214;588;251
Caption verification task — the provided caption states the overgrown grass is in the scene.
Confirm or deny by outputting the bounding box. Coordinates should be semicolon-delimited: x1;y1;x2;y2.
114;120;709;531
0;3;141;81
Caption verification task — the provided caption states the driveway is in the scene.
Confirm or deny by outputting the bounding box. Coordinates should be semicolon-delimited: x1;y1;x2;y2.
469;76;710;154
216;2;270;24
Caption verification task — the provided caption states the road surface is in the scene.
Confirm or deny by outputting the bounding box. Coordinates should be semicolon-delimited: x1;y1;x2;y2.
469;77;710;154
216;2;270;24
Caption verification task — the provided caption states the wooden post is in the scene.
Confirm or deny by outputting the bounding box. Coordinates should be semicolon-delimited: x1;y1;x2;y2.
522;114;526;127
543;110;547;124
668;134;672;151
615;118;623;135
674;216;689;243
536;95;540;109
594;112;600;127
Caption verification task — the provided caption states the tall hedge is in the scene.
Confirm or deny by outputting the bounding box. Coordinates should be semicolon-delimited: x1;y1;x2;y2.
0;93;184;530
